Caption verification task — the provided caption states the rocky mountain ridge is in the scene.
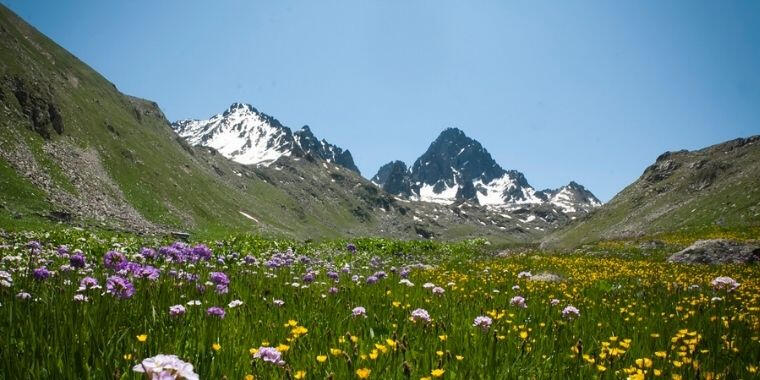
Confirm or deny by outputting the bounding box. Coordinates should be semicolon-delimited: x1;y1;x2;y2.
372;128;601;214
172;102;360;174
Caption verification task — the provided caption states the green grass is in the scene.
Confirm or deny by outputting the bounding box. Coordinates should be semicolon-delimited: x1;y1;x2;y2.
0;232;758;379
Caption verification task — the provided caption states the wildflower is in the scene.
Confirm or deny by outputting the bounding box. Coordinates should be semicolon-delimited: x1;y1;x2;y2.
550;299;560;306
0;270;12;288
346;243;357;253
316;355;327;363
294;370;306;379
423;282;436;289
473;316;493;330
432;286;445;295
274;299;285;307
103;251;128;271
106;276;135;299
431;368;445;378
137;334;148;343
206;306;225;319
69;253;86;268
562;305;580;319
439;335;448;341
366;276;378;284
276;344;289;352
16;292;32;300
411;308;431;323
33;266;51;281
455;355;464;361
399;279;414;287
355;368;371;379
328;287;339;294
212;343;221;351
597;365;607;372
510;296;527;308
169;305;186;316
132;354;199;380
352;306;367;317
635;358;653;368
209;272;229;286
228;299;244;308
253;346;285;365
27;240;42;254
710;276;739;291
330;348;342;356
73;294;89;303
519;330;529;340
186;300;201;306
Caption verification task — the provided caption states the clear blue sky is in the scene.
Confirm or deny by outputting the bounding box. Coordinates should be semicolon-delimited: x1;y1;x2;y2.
4;1;759;201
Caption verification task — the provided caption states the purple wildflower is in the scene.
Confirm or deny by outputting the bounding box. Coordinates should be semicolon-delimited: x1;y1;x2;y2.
562;305;580;319
79;276;99;291
33;266;51;281
273;299;284;307
510;296;527;308
169;304;187;316
473;316;493;330
253;346;285;365
209;272;229;286
69;253;86;268
103;251;128;271
346;243;357;253
366;276;378;284
140;247;157;260
352;306;366;317
106;275;135;299
411;308;431;323
206;306;225;319
132;354;199;380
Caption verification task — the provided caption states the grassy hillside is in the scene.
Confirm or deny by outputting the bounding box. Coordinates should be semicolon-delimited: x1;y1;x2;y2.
543;136;760;249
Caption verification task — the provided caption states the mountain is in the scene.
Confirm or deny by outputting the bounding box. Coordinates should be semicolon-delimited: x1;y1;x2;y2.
373;128;601;212
0;5;546;243
172;103;360;174
543;136;760;248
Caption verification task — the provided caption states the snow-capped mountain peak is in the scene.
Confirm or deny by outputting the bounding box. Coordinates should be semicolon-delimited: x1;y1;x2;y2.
172;103;359;173
372;128;601;215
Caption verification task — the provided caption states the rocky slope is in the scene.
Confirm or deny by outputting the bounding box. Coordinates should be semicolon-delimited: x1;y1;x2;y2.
543;136;760;248
172;103;360;173
372;127;601;212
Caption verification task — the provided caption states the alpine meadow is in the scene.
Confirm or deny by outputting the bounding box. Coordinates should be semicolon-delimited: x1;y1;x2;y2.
1;2;759;380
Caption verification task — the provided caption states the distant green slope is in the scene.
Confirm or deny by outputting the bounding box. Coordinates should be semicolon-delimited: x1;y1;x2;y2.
543;136;760;249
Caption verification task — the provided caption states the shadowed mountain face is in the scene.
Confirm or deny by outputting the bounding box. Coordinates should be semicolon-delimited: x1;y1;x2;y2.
172;103;360;174
543;136;760;249
372;128;601;213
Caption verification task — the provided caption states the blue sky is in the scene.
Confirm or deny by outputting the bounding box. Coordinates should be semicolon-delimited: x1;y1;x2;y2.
4;1;759;201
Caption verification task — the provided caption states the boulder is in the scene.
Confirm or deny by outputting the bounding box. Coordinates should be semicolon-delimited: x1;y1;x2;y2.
667;239;760;264
528;272;563;282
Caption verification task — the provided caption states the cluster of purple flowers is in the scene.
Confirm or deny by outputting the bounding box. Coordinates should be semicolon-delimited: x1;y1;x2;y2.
33;266;51;281
156;242;214;263
106;275;135;299
209;272;229;294
103;251;128;271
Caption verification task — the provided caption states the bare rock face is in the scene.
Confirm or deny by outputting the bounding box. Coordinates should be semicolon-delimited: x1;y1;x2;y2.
667;239;760;264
